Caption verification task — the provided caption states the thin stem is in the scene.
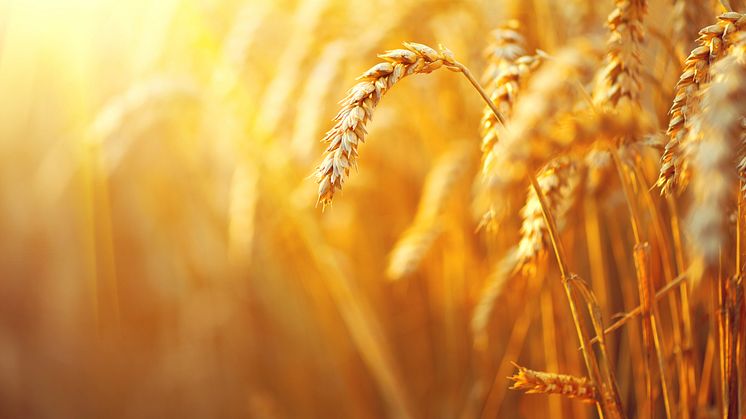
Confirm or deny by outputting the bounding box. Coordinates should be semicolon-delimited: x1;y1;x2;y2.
589;271;689;345
529;174;569;279
453;61;506;126
529;173;623;418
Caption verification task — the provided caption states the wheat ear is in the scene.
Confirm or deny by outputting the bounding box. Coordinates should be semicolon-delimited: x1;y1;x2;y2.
657;12;746;195
508;363;597;403
386;143;474;280
594;0;647;107
484;44;598;206
687;36;746;282
315;43;467;207
517;157;581;273
480;21;529;158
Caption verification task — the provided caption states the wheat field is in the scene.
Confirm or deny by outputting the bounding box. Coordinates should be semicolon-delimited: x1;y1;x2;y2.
1;0;746;417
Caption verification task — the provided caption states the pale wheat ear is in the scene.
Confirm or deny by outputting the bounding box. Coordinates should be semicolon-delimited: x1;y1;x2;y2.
386;143;474;280
686;37;746;283
476;22;543;230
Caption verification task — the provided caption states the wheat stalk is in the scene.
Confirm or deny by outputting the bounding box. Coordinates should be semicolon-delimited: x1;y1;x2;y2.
657;12;746;195
508;363;597;403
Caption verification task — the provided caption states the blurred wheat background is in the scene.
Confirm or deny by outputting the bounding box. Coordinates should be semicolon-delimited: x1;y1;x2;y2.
1;0;745;417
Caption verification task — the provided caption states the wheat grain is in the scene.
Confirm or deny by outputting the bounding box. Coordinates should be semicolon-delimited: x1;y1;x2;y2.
508;363;597;403
315;42;459;207
657;12;746;195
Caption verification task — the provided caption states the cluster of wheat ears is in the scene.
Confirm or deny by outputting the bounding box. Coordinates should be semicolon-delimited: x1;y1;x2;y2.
314;2;746;418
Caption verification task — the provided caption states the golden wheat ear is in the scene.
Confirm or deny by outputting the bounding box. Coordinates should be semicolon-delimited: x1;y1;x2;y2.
508;363;597;403
476;22;544;230
657;12;746;195
593;0;646;108
314;42;459;208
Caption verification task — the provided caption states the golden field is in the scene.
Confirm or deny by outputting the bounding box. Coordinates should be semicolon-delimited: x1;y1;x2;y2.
1;0;745;417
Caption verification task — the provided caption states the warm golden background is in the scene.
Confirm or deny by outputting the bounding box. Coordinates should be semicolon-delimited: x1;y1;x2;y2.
0;0;743;418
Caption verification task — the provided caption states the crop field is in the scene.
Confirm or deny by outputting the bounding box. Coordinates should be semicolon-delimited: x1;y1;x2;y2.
1;0;745;417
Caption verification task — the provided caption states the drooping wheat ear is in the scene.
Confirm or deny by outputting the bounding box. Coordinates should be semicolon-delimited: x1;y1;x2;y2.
480;41;601;214
315;42;460;207
594;0;646;107
386;143;474;280
657;12;746;195
508;364;597;403
687;36;746;282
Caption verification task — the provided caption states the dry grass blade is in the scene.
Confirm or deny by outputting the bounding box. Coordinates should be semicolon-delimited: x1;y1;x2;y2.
657;12;746;195
508;363;597;403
